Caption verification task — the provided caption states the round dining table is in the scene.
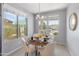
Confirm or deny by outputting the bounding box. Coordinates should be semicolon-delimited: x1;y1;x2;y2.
29;40;48;56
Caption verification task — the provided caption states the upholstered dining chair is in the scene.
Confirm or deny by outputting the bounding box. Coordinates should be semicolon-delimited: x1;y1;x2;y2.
21;36;35;56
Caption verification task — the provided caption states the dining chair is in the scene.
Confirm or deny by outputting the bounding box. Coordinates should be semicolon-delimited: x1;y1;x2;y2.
21;36;35;56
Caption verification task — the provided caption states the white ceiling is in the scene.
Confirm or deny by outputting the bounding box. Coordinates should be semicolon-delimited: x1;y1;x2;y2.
8;3;68;14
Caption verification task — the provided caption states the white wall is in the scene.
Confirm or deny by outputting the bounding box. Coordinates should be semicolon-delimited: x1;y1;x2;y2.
27;13;34;37
67;3;79;55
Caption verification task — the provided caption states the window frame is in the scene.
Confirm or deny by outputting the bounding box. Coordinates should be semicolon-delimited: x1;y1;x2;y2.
3;5;28;42
38;15;60;35
3;9;18;41
17;15;28;37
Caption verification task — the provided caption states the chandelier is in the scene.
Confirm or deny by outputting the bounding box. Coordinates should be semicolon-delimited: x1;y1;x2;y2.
36;3;45;20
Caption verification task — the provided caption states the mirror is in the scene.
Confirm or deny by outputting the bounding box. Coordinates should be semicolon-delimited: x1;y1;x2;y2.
69;13;78;31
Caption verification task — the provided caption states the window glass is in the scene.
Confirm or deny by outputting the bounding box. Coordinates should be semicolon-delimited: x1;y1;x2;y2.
4;11;18;40
38;15;59;36
39;20;47;34
18;16;27;37
48;20;59;36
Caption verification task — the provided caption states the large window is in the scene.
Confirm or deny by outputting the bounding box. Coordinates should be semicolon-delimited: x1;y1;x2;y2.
48;19;59;36
39;15;59;36
4;11;18;40
18;16;27;37
3;10;27;40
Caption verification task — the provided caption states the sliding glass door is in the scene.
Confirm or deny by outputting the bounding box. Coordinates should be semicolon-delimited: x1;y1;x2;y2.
2;4;28;55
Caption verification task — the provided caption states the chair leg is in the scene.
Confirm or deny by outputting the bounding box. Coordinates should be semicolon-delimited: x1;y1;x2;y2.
38;52;40;56
25;52;28;56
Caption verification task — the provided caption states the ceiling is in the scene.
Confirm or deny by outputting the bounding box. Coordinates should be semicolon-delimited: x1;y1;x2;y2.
8;3;69;14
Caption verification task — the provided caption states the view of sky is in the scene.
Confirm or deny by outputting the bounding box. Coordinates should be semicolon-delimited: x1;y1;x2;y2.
4;11;26;25
48;20;59;25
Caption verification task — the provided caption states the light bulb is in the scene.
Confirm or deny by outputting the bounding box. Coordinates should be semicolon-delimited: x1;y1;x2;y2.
36;14;40;20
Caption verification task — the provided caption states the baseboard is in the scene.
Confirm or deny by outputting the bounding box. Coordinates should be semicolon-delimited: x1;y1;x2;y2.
2;46;22;56
66;45;76;56
56;42;72;56
55;42;65;46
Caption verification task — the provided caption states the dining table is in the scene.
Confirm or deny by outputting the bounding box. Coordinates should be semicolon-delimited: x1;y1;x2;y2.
29;40;48;56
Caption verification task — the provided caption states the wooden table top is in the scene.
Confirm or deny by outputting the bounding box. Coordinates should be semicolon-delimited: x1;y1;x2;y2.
29;40;48;46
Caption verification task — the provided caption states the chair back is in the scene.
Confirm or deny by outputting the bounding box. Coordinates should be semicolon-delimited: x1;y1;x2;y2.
21;36;29;46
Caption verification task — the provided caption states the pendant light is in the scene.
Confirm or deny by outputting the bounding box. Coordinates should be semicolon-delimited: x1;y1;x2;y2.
36;3;40;20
